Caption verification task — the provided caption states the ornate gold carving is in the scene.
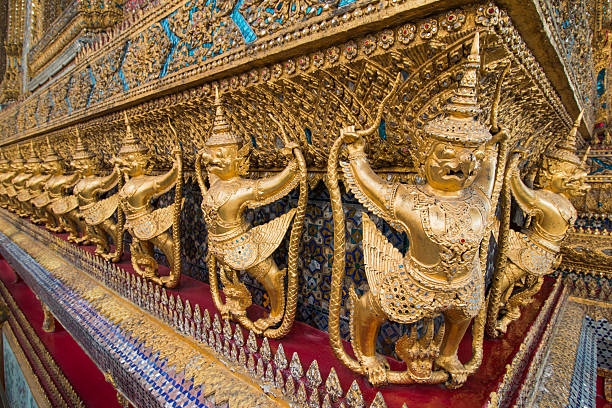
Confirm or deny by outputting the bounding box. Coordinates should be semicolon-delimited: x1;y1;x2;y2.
486;111;590;337
41;140;86;243
198;89;308;337
0;279;83;407
326;32;507;388
2;325;54;408
116;113;183;288
73;130;124;261
40;300;56;333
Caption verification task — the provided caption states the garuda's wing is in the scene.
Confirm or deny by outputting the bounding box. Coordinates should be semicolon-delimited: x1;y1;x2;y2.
250;208;297;262
81;193;119;226
361;212;404;297
340;161;401;231
128;199;184;240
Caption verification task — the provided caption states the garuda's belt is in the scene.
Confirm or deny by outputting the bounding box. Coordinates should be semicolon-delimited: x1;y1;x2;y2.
80;194;119;226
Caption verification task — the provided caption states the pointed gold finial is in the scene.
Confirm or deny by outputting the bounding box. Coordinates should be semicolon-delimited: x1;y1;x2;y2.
567;109;584;149
26;140;42;164
73;128;95;160
43;135;62;163
118;111;147;155
205;87;241;146
13;145;25;164
0;149;9;165
420;31;490;161
545;109;584;166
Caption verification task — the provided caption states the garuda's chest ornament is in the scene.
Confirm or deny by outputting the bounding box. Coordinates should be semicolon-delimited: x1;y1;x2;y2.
116;113;183;288
486;111;589;337
362;185;488;327
327;32;509;388
196;89;307;338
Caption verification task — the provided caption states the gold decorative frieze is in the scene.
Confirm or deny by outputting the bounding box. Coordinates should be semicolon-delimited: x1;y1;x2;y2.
0;1;579;162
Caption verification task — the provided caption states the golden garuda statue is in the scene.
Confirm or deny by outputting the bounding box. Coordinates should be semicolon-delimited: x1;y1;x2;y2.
0;150;18;209
22;140;54;223
485;111;590;337
326;32;508;388
40;141;84;243
195;89;307;338
116;112;183;288
17;142;48;219
73;130;124;262
8;146;33;214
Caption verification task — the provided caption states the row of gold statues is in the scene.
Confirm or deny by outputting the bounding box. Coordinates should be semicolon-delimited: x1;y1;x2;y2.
0;32;589;389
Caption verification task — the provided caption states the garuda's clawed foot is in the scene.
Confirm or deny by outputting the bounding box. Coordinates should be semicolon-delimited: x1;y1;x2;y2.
254;314;283;333
99;252;113;261
435;354;468;389
67;234;80;243
362;355;389;387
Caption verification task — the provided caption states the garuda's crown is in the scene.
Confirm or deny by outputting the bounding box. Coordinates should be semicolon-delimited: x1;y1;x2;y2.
423;31;490;147
119;111;148;155
44;136;63;163
544;110;586;167
72;129;95;160
205;87;241;147
12;146;26;165
26;141;42;164
0;150;9;166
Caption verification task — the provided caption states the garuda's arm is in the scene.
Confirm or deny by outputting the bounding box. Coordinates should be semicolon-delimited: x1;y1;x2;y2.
473;138;500;199
95;167;121;195
246;158;300;209
341;138;401;229
61;172;81;192
508;155;540;217
150;156;181;199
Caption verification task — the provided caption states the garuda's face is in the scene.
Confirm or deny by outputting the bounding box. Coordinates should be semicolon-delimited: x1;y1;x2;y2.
201;144;240;180
44;160;63;173
74;158;95;175
424;141;481;192
549;161;590;198
118;153;149;177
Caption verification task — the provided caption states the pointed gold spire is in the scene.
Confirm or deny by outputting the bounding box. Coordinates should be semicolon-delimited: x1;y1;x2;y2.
26;140;42;164
118;111;147;155
205;87;241;146
73;128;95;160
44;135;63;162
13;145;26;164
545;109;584;166
423;31;490;147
